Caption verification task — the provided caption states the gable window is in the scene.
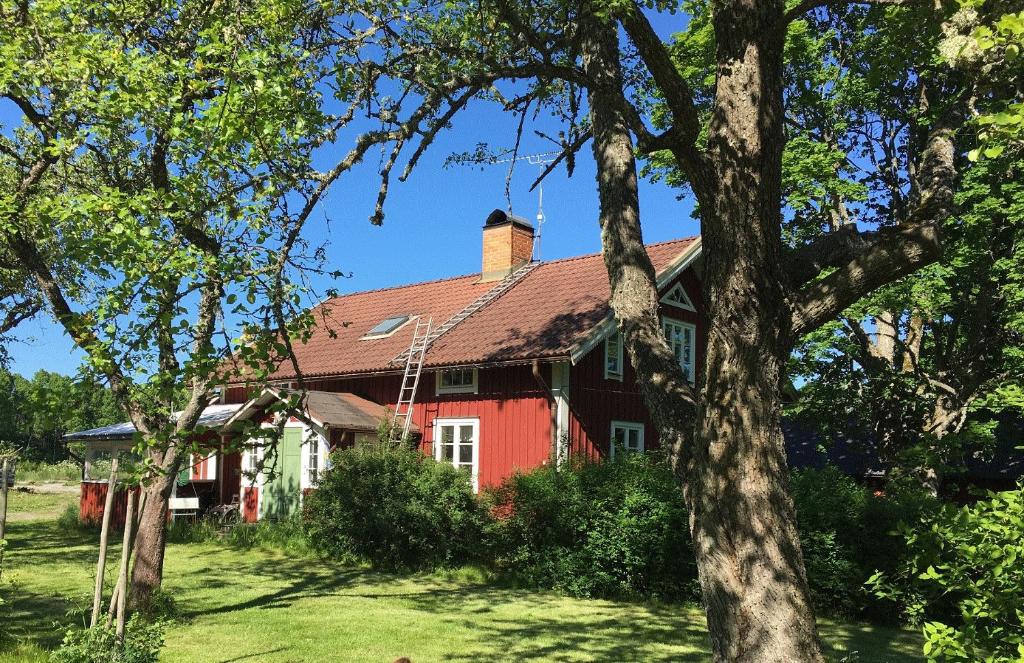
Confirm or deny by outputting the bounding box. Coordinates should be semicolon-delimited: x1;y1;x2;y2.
434;418;479;491
610;421;644;458
662;317;696;383
436;367;478;395
604;332;624;380
362;315;411;339
661;283;696;312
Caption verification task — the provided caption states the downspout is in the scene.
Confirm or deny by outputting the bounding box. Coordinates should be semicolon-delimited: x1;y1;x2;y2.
532;360;559;464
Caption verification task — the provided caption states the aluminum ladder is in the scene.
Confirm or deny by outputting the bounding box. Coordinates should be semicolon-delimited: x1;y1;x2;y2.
392;317;432;442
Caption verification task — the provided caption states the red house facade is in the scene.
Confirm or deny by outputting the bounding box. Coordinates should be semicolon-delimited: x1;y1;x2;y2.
218;210;704;517
71;210;706;523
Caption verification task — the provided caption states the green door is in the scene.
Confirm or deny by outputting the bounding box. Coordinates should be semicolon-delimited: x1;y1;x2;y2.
260;428;303;520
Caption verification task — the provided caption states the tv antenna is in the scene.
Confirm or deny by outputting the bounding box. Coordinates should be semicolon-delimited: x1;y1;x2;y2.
487;151;559;261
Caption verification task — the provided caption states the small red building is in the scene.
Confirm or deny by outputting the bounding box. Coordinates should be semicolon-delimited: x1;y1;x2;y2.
72;209;706;522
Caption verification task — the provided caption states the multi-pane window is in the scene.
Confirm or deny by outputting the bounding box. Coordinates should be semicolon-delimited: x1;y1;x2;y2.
437;367;478;394
434;418;479;490
306;436;320;485
605;332;623;380
610;421;644;458
662;318;696;383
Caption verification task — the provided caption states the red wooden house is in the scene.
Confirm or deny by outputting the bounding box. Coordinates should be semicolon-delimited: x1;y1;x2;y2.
71;209;706;523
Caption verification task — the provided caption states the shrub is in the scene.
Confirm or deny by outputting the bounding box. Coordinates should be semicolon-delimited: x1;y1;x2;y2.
790;466;938;619
50;616;165;663
485;453;696;601
868;486;1024;662
303;442;485;571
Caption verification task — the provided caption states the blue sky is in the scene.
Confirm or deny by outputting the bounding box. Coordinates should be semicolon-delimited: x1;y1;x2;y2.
6;13;699;378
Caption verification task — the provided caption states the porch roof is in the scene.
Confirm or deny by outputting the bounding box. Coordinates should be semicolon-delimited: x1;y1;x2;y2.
225;388;407;434
64;404;243;442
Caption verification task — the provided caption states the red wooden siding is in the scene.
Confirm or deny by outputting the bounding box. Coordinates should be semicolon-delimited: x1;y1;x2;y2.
220;450;242;505
242;486;259;522
569;268;705;458
299;363;553;489
80;483;142;528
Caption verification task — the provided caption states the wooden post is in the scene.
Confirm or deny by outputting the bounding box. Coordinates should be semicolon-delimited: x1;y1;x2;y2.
108;488;147;622
0;457;10;542
115;488;136;641
90;454;119;628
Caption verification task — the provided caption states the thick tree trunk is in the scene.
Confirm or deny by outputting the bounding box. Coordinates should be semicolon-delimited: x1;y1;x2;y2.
581;5;823;660
129;448;178;609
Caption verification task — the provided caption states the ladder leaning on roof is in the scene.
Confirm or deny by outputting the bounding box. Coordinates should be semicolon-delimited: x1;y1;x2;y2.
391;317;432;442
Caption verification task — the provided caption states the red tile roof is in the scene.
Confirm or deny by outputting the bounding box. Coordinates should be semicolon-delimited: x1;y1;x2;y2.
257;237;698;381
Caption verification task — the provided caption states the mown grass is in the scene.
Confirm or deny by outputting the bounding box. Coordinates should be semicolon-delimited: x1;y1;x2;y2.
1;487;77;523
0;514;925;662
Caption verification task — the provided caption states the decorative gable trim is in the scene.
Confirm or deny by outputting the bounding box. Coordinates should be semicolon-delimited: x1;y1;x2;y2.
660;282;696;312
568;238;702;364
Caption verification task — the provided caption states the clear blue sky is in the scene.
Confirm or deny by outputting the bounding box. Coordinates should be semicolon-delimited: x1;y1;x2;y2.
7;13;699;378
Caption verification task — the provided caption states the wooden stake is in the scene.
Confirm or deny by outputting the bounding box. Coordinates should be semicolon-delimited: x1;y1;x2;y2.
90;454;119;628
0;458;10;542
115;488;136;641
108;488;147;622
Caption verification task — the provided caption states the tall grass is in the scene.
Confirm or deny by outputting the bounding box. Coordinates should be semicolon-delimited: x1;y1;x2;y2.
15;460;81;483
166;516;313;556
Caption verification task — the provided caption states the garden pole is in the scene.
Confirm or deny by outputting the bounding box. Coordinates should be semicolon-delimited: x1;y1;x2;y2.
0;457;9;542
116;488;136;640
90;453;119;628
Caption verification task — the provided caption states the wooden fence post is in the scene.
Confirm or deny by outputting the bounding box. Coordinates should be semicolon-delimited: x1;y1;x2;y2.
115;488;136;640
90;454;119;628
0;457;10;543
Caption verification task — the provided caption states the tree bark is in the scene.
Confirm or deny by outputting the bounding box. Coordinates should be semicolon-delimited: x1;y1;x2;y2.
581;5;823;660
129;448;178;610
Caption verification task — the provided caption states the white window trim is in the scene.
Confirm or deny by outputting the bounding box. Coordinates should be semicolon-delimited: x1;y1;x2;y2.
432;417;480;491
662;316;697;384
660;282;696;312
610;420;645;459
435;367;479;395
301;430;328;489
604;332;624;381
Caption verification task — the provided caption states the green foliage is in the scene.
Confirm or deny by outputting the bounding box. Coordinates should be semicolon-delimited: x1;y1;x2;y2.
166;514;313;556
50;616;165;663
485;453;696;602
303;443;486;571
791;466;940;618
868;486;1024;662
16;460;82;483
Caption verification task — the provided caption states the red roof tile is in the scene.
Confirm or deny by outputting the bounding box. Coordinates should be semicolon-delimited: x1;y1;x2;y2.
260;237;698;381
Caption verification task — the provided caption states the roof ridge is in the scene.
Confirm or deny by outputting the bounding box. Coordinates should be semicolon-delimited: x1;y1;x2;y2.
318;235;700;308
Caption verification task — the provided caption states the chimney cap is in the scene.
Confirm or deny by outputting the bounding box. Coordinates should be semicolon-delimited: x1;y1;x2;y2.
484;208;533;231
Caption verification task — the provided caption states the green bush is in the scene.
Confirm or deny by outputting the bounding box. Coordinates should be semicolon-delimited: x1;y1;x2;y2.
790;466;938;619
303;443;486;571
16;459;81;483
485;453;696;601
868;486;1024;662
50;616;165;663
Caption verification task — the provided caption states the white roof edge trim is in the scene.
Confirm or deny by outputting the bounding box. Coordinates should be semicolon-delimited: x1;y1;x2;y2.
569;238;703;365
221;388;326;433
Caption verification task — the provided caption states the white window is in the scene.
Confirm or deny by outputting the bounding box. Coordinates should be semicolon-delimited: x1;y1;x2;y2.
436;367;478;395
610;421;644;458
661;283;696;312
304;435;322;485
604;332;624;380
433;418;479;491
662;317;696;383
241;444;261;483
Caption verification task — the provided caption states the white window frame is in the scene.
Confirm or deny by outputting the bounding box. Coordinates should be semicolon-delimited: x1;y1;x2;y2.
435;367;479;395
302;432;327;488
433;417;480;491
604;332;624;381
610;421;645;459
660;282;696;312
662;316;697;384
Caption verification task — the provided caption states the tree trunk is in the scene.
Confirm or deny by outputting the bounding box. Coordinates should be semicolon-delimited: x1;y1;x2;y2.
581;5;823;660
129;448;178;610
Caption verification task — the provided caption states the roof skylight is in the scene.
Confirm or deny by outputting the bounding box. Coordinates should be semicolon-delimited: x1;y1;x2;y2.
364;315;411;338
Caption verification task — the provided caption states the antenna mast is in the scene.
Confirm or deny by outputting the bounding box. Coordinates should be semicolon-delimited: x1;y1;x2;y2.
487;151;558;261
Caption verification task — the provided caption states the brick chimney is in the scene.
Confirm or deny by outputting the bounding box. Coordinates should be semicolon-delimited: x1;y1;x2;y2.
481;209;534;282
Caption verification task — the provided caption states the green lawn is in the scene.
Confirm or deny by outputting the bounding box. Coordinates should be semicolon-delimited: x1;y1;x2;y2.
0;504;924;662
